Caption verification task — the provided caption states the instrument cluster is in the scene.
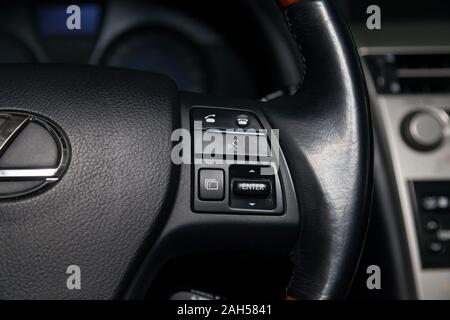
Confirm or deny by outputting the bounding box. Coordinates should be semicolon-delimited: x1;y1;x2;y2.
0;1;263;96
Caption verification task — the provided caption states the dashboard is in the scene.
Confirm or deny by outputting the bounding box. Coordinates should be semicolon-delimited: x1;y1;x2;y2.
0;0;301;99
0;0;448;301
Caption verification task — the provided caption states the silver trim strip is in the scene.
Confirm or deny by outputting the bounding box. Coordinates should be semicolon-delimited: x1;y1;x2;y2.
203;129;267;137
396;68;450;78
359;46;450;56
0;168;58;178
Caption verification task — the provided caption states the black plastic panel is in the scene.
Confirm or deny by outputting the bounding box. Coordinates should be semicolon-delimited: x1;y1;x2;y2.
410;181;450;268
191;107;283;215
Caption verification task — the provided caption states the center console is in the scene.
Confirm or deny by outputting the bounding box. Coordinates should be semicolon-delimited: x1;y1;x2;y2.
361;47;450;299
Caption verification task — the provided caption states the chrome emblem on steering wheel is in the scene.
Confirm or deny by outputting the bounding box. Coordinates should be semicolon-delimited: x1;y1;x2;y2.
0;112;70;199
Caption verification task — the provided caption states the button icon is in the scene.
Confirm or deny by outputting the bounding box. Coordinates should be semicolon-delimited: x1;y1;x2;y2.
227;136;240;153
236;115;250;128
199;169;224;201
204;114;216;124
205;179;219;191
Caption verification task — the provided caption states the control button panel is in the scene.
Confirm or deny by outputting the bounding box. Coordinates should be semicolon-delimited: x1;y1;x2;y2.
191;107;283;215
421;195;450;211
411;181;450;268
230;165;276;211
199;130;270;158
193;164;282;215
192;108;262;131
191;107;271;160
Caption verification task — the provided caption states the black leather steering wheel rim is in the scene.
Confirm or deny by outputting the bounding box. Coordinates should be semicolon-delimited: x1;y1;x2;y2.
271;0;373;299
0;0;372;300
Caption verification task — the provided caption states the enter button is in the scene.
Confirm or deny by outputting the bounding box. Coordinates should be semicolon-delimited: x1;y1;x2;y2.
233;180;271;197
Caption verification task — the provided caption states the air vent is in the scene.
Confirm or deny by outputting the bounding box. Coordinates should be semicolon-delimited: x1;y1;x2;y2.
365;53;450;94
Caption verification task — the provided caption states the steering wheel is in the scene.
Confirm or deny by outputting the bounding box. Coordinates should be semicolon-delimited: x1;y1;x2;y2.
0;0;372;300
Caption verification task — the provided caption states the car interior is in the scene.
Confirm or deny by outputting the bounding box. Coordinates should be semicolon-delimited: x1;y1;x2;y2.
0;0;448;301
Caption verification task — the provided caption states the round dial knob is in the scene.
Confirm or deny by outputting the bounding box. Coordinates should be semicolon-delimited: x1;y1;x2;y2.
402;111;445;151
